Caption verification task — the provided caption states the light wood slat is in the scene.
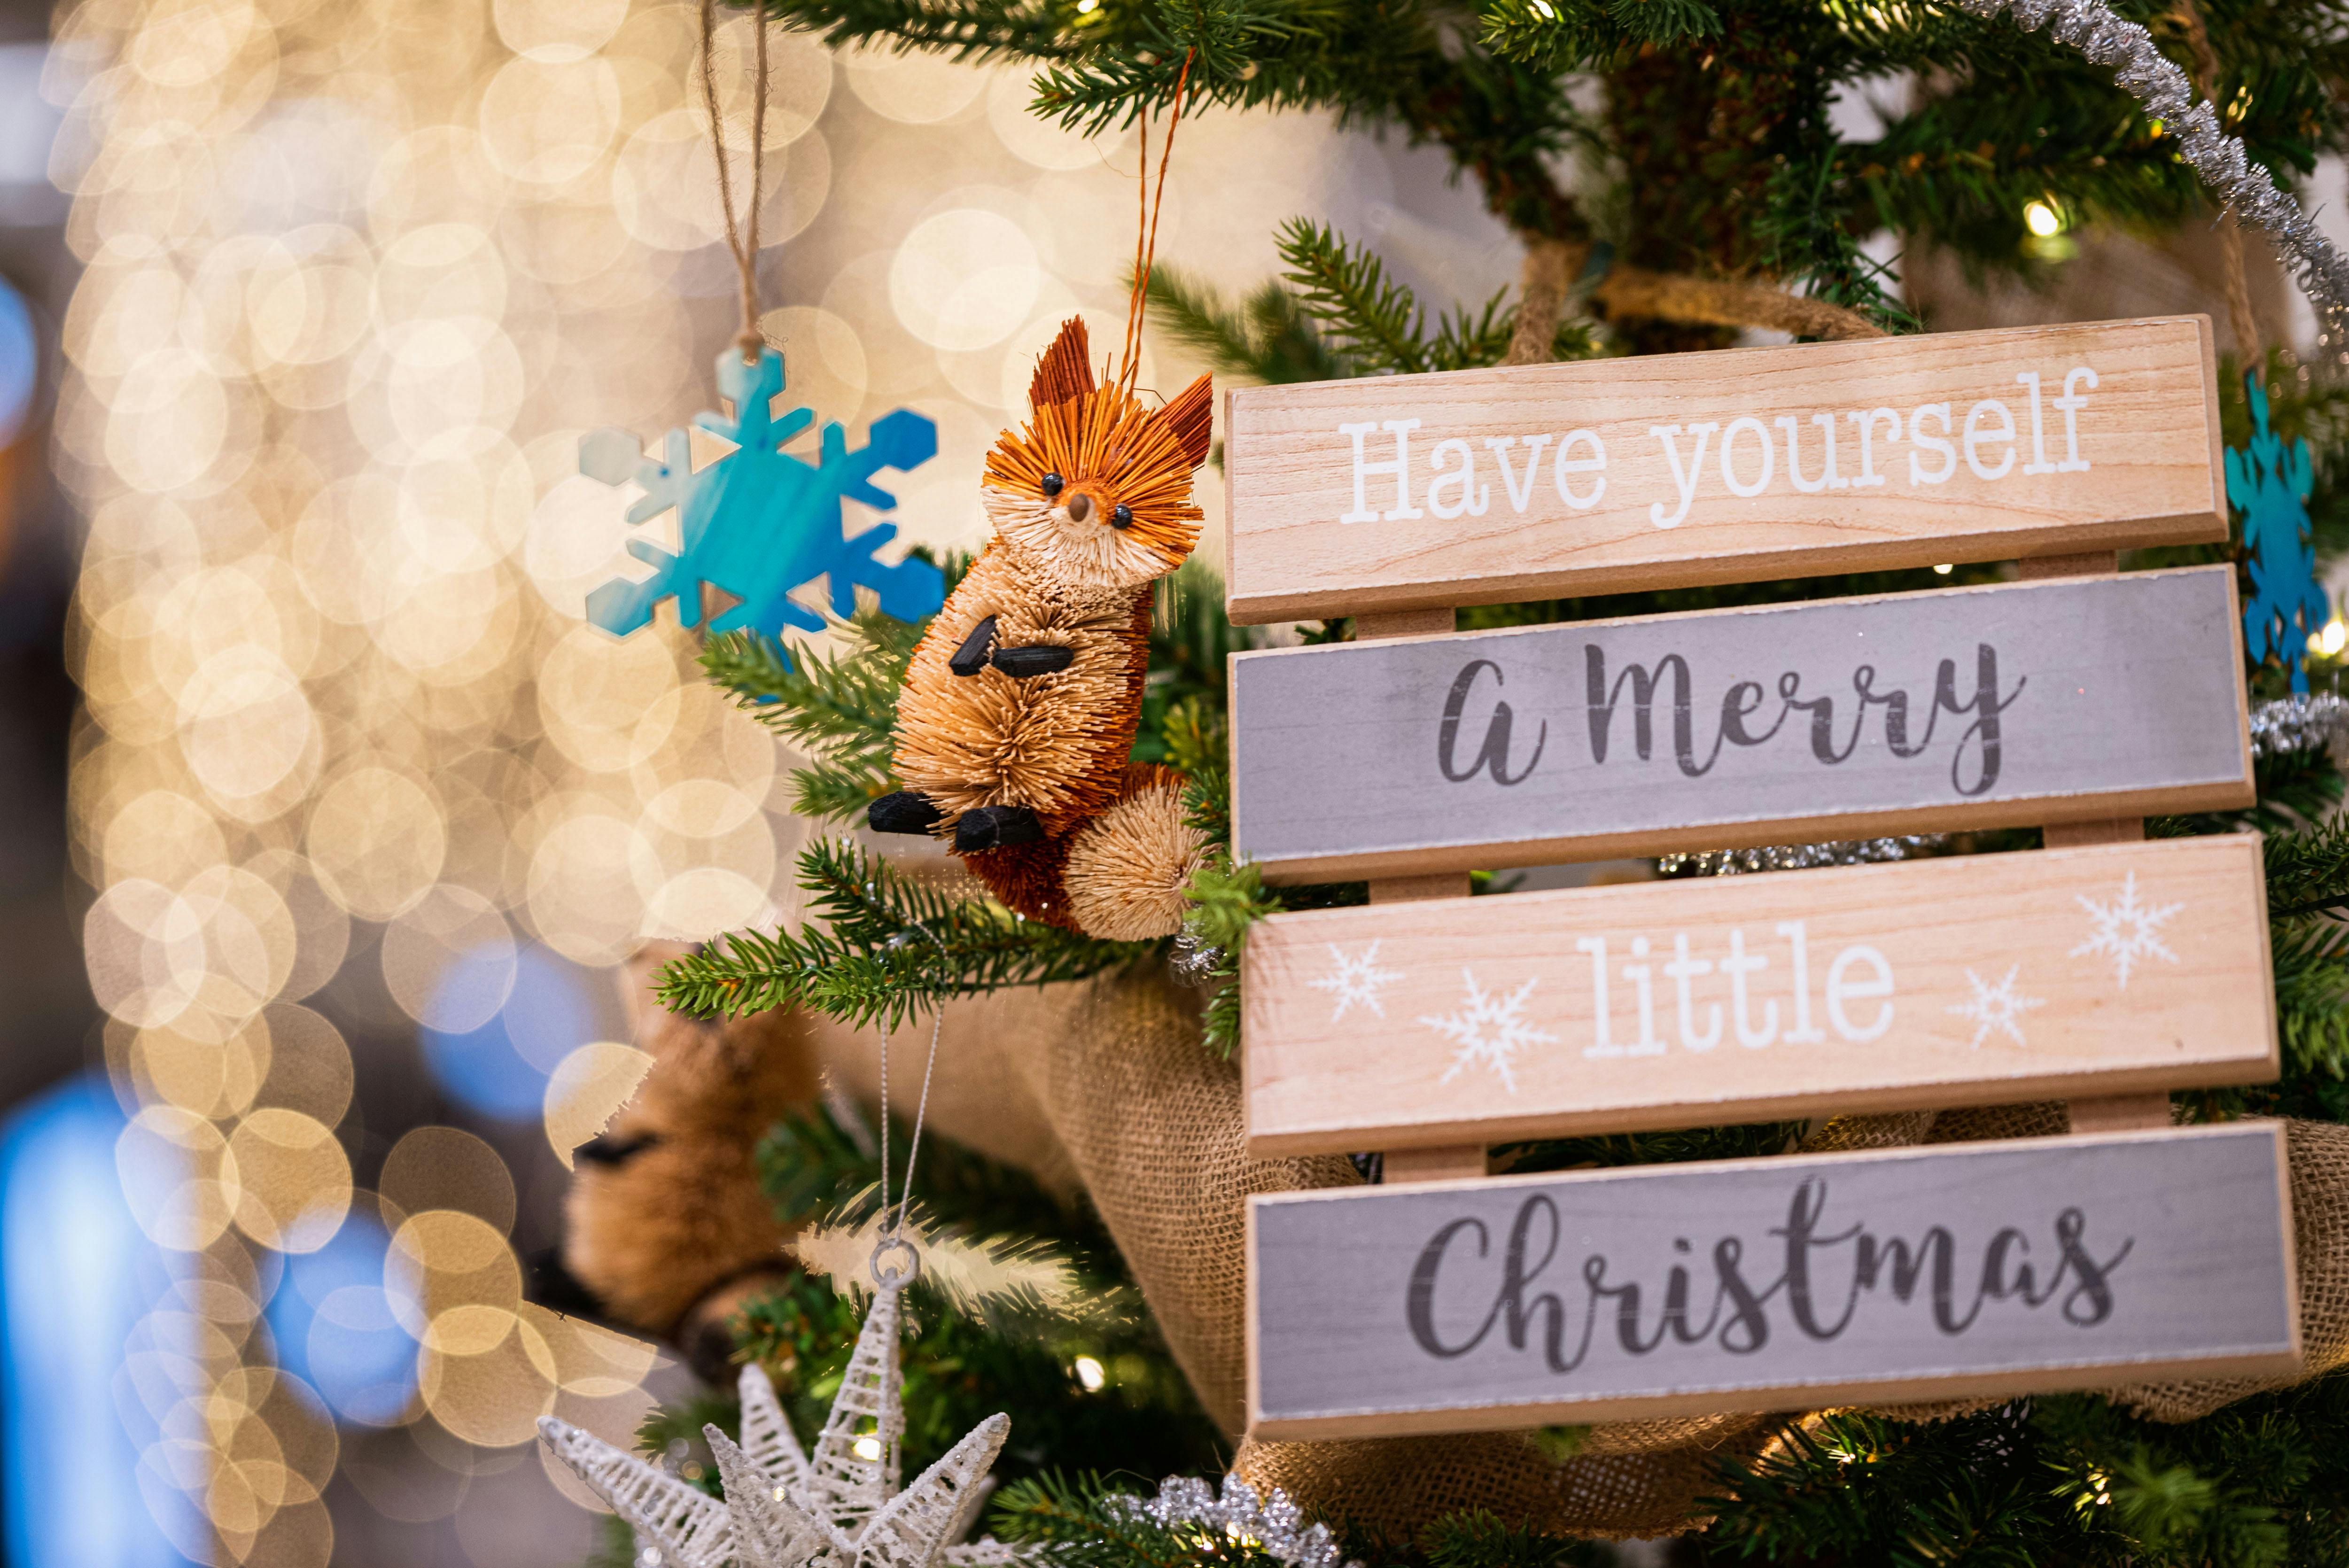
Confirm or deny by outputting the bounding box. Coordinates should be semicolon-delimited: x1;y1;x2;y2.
1242;835;2276;1157
1223;316;2222;623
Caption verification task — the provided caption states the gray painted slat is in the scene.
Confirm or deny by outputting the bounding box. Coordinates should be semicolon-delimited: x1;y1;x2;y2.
1229;567;2251;880
1248;1123;2297;1436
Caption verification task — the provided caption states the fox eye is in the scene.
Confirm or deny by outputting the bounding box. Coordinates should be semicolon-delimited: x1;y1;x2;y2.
1111;503;1134;530
1040;473;1064;497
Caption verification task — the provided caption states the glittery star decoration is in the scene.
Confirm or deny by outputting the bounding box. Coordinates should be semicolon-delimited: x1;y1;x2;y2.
1307;941;1403;1021
2069;869;2185;990
1422;969;1557;1093
538;1282;1025;1567
1946;965;2047;1049
2229;371;2332;694
578;347;947;649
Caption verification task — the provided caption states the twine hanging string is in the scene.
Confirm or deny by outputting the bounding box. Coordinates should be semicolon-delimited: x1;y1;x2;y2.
699;0;771;361
1116;48;1197;397
870;922;949;1288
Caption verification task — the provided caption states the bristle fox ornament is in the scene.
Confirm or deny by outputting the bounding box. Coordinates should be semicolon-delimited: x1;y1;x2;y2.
866;317;1213;939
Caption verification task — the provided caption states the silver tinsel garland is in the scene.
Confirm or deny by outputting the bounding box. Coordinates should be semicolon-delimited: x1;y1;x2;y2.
1168;928;1226;986
1104;1475;1361;1568
1657;835;1950;877
2249;691;2349;758
1957;0;2349;342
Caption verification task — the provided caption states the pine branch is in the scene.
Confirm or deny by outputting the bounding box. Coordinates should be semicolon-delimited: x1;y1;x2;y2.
2271;916;2349;1078
656;839;1139;1028
1481;0;1720;74
1276;217;1437;375
1032;0;1302;134
1419;1508;1603;1567
1179;855;1279;1058
1423;287;1521;372
2263;815;2349;919
1144;266;1347;386
759;1101;1119;1263
702;611;926;823
1756;154;1921;335
1135;561;1255;769
732;0;1075;67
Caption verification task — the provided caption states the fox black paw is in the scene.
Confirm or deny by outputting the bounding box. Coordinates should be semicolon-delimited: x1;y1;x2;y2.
955;804;1046;851
868;791;944;834
991;644;1075;678
949;615;999;677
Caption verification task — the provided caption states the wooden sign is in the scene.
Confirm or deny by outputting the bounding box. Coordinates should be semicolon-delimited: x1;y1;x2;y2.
1243;835;2275;1157
1245;1122;2298;1437
1228;566;2251;883
1221;316;2223;624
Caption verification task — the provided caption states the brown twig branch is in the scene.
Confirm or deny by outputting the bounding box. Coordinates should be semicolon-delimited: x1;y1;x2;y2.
1502;235;1889;366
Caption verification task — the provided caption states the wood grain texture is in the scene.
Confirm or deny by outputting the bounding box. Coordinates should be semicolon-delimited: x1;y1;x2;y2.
1228;567;2253;882
1245;1122;2299;1438
2069;1093;2176;1133
1385;1146;1491;1182
1223;316;2223;623
1243;835;2276;1156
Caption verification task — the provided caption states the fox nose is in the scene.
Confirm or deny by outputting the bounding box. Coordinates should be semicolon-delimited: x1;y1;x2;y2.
1065;492;1095;523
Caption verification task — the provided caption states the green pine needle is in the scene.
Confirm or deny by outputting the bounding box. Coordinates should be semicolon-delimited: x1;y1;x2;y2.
701;609;927;823
656;838;1140;1029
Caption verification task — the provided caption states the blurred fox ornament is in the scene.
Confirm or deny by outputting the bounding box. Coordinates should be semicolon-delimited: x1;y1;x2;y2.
866;318;1213;939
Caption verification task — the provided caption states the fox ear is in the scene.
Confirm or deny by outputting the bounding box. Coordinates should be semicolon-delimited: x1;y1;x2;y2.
1028;318;1096;410
1154;374;1213;469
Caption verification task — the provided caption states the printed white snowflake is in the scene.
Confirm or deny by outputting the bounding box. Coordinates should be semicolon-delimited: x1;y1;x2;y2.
1421;969;1559;1094
2069;870;2185;990
1307;941;1404;1022
1947;965;2047;1049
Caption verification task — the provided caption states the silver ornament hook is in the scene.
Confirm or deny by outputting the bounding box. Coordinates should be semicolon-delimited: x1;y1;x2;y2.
870;1234;921;1288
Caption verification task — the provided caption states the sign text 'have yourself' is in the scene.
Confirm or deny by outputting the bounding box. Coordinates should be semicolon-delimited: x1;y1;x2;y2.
1222;317;2223;621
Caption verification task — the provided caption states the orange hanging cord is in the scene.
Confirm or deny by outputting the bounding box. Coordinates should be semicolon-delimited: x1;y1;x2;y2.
1117;48;1196;398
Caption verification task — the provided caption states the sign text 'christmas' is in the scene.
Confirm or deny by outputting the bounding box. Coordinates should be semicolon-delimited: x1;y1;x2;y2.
1246;1123;2298;1437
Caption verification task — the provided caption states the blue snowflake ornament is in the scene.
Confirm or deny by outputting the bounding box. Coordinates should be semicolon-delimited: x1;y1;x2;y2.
2231;369;2331;694
577;347;945;647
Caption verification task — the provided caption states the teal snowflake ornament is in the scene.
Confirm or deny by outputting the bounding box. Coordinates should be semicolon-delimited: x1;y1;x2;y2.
2231;369;2332;694
579;347;945;646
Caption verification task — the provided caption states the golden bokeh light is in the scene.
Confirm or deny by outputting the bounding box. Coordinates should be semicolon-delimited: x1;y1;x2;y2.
54;0;1266;1545
388;1210;524;1345
415;1309;559;1448
381;1126;520;1235
226;1109;352;1254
